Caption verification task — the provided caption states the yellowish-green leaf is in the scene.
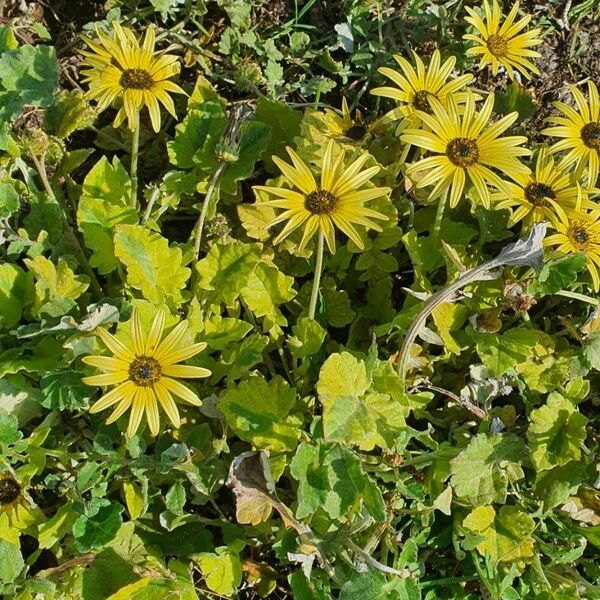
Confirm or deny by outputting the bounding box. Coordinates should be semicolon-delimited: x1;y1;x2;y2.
462;505;535;570
114;225;190;308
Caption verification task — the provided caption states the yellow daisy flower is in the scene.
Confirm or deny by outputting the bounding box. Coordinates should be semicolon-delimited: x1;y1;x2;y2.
493;147;594;228
545;209;600;291
322;98;367;141
81;22;185;132
371;49;474;129
464;0;543;80
253;140;389;252
83;308;210;438
402;92;531;208
0;474;28;526
542;81;600;188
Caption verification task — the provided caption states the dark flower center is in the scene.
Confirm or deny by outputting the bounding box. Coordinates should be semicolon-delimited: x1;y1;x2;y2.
346;124;367;140
486;34;509;57
304;189;338;215
446;137;479;167
0;477;21;504
412;90;432;113
568;223;591;249
581;122;600;149
129;356;162;386
119;69;154;90
524;182;556;207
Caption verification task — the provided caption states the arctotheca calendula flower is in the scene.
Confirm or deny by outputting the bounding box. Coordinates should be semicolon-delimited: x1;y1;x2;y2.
402;92;531;208
322;97;367;141
493;147;594;228
545;208;600;291
371;49;474;129
83;308;210;438
254;140;389;252
542;81;600;188
0;474;28;526
81;22;184;132
464;0;543;80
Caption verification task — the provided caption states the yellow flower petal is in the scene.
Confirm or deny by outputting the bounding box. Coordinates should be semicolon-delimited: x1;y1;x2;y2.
161;365;211;379
96;328;135;362
82;372;129;387
82;355;130;372
145;390;161;436
154;382;181;428
161;378;202;406
160;342;208;366
127;392;145;438
89;381;136;414
130;309;146;356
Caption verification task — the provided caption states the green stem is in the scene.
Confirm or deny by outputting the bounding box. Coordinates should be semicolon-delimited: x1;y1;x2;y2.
31;154;104;299
308;231;325;320
192;162;226;263
142;187;160;224
555;289;600;305
431;188;448;246
130;114;140;208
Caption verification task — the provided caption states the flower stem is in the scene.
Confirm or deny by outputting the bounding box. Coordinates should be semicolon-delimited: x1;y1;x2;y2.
192;162;226;263
431;188;448;246
130;114;140;208
308;231;325;320
31;154;104;299
142;187;160;224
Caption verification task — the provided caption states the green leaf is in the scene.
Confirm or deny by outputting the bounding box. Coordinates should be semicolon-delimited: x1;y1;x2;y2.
202;315;252;350
0;375;42;426
76;462;102;493
288;317;327;359
255;97;302;173
149;0;187;19
494;80;535;120
165;481;186;515
219;120;271;196
195;546;243;597
73;499;123;552
339;570;419;600
220;375;301;453
241;261;296;336
472;327;545;377
533;462;586;511
462;505;536;570
450;434;527;506
290;442;385;521
38;502;78;549
40;369;93;410
114;225;190;308
0;540;24;584
45;89;92;139
0;409;22;444
317;352;408;451
123;481;146;521
0;181;19;218
196;241;261;306
527;393;587;471
0;23;18;52
213;333;269;380
529;253;587;297
0;263;34;328
77;156;136;274
306;276;355;328
0;44;58;122
167;103;227;170
24;256;89;317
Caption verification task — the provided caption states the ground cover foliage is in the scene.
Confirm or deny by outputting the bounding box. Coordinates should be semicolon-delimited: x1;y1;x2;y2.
0;0;599;598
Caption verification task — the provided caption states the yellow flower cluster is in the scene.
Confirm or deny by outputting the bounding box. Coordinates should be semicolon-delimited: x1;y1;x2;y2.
79;3;599;439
